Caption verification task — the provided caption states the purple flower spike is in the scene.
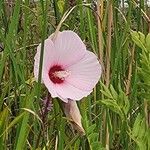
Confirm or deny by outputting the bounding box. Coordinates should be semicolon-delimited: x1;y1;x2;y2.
41;94;53;116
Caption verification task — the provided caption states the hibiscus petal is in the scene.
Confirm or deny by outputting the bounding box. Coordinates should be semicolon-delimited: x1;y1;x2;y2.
66;51;101;91
52;30;86;67
34;38;56;81
55;82;92;100
43;73;58;98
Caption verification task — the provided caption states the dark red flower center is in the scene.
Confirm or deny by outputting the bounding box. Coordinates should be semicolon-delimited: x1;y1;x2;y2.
49;65;65;84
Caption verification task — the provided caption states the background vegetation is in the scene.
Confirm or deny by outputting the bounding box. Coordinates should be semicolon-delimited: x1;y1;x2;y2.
0;0;150;149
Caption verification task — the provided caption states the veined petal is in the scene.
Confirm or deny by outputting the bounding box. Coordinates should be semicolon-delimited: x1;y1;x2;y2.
55;82;92;100
66;51;101;91
34;38;56;81
43;73;58;98
52;30;86;67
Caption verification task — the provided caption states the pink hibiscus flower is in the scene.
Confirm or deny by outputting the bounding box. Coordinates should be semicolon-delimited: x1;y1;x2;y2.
34;30;101;102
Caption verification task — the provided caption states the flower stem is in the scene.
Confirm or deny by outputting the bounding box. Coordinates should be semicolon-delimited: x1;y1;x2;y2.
105;0;113;149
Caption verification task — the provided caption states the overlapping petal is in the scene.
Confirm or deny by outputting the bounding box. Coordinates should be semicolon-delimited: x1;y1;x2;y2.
55;82;92;101
66;51;101;91
52;31;86;67
43;73;58;98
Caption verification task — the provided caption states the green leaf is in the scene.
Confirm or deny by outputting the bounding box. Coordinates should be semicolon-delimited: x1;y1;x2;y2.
88;133;99;143
57;0;65;14
146;33;150;51
100;99;123;119
100;82;113;99
131;30;147;52
110;85;118;100
132;114;143;137
86;124;96;135
0;107;9;148
138;31;145;45
129;114;149;150
0;112;26;137
91;142;103;150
